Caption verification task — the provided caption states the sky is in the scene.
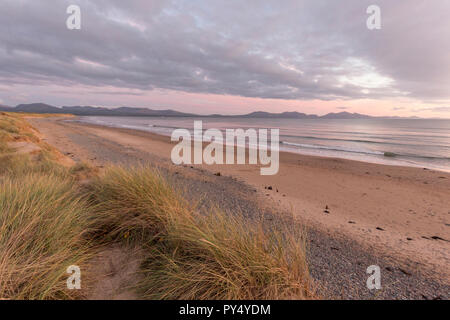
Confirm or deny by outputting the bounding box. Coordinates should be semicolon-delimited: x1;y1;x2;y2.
0;0;449;117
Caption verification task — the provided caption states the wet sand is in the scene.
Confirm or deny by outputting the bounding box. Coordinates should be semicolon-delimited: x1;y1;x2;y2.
30;117;450;298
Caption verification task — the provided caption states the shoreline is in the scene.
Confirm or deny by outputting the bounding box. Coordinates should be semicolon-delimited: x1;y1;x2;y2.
68;117;450;174
30;117;450;291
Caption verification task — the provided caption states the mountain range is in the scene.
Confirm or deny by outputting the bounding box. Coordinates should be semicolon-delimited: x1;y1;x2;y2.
0;103;420;119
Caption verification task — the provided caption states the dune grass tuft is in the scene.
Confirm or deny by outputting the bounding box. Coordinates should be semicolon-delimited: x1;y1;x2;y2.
88;166;315;299
0;153;69;178
0;173;92;299
0;113;92;299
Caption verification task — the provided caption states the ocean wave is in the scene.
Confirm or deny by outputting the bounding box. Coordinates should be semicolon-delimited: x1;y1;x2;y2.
281;141;385;156
281;141;450;161
151;124;186;130
279;134;450;148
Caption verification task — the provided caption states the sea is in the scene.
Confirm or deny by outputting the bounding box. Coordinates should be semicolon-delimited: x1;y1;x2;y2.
75;116;450;172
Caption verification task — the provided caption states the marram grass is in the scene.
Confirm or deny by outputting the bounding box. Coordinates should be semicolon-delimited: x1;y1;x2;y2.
88;166;315;299
0;173;92;299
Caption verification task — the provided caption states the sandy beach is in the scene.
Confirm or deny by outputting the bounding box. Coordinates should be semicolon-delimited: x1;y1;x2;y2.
29;117;450;299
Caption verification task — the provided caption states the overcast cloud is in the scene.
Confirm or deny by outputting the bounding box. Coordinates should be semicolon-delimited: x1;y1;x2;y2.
0;0;449;113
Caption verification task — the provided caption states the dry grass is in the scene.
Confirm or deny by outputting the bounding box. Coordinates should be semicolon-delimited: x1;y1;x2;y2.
69;162;100;181
0;113;42;142
0;153;70;178
0;113;90;299
0;173;93;299
87;166;315;299
0;113;74;170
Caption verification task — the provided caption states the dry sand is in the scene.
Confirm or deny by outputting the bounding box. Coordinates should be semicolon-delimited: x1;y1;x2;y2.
30;117;450;298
